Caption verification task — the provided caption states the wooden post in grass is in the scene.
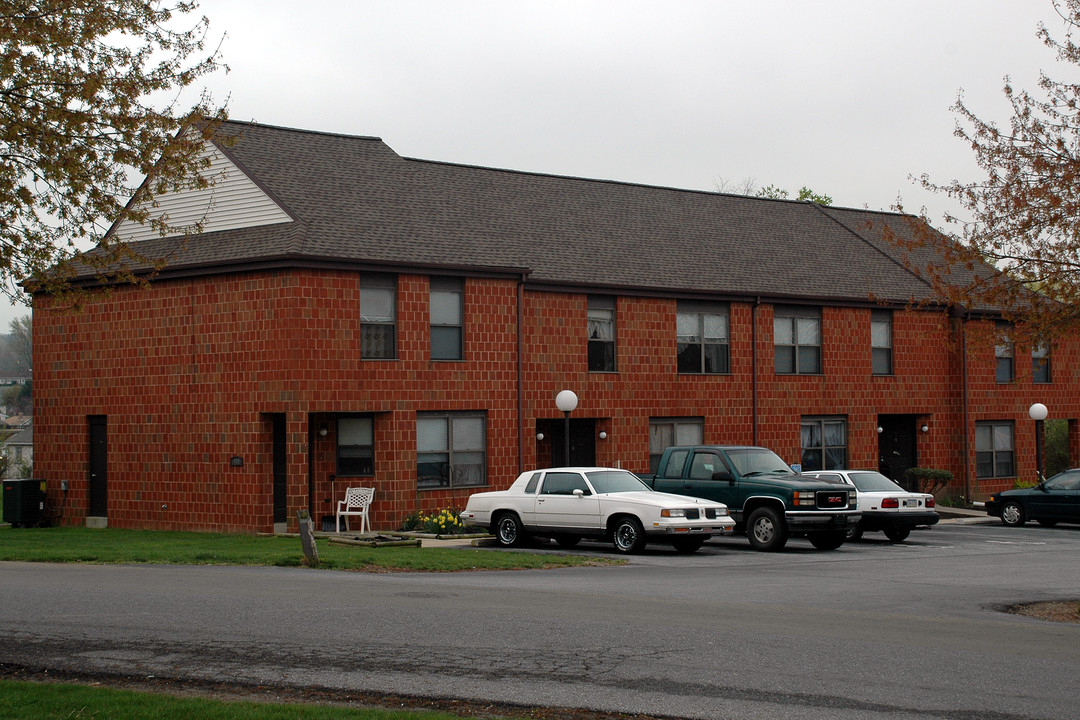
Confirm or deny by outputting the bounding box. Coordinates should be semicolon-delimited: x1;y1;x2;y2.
297;510;319;567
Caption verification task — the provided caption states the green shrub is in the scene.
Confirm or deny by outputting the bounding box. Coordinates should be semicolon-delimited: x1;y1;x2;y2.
904;468;952;495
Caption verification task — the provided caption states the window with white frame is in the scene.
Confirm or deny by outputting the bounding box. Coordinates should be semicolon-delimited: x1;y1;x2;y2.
648;417;704;474
337;416;374;476
976;421;1015;478
417;412;486;488
871;310;892;375
360;274;396;359
1032;342;1051;384
588;295;616;372
677;302;730;374
775;306;822;374
801;417;847;471
430;277;464;360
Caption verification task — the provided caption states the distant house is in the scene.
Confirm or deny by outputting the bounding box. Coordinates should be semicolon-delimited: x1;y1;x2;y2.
2;424;32;476
31;121;1080;533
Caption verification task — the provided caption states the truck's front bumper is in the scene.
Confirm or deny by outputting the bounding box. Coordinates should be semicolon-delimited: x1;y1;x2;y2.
784;510;862;532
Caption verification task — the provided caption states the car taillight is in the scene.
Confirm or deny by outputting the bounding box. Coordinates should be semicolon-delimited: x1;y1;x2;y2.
881;498;899;509
926;497;935;508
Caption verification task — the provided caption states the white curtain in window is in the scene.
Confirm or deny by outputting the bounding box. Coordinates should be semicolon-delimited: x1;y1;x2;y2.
704;313;728;341
774;317;793;344
452;416;485;450
677;312;700;342
675;422;703;445
339;417;372;445
417;417;448;452
797;317;821;345
360;287;394;323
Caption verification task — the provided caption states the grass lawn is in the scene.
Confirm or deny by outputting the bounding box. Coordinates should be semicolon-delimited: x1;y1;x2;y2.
0;525;620;571
0;679;517;720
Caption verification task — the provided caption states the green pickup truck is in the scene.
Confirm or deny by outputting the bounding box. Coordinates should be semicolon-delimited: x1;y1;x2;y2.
644;445;861;551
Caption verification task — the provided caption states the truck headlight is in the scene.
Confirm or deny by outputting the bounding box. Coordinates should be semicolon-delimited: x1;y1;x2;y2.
792;491;815;506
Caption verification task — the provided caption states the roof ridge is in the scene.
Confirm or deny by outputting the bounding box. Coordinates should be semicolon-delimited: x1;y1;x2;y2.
220;119;384;144
812;204;937;297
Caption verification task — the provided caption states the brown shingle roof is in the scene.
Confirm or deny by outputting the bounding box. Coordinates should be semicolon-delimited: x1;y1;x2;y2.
121;121;943;306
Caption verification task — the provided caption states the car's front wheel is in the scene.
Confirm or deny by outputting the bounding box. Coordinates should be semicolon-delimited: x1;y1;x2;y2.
1000;501;1026;527
671;536;705;554
883;528;910;543
808;530;846;550
746;507;788;551
611;516;647;554
494;512;525;547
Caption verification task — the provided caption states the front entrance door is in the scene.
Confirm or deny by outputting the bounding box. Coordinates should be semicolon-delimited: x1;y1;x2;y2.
272;414;287;523
878;414;917;489
88;415;108;517
551;419;596;467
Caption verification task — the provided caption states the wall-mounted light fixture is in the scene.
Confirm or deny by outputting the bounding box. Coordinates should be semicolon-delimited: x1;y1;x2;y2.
876;426;883;434
319;425;328;437
536;432;544;441
599;431;608;440
920;424;929;433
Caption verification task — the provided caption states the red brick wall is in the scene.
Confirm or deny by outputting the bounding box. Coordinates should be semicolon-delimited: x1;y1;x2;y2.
33;269;1080;533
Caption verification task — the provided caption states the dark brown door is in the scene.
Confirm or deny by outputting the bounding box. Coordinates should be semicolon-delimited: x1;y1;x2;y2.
88;415;107;517
272;414;287;523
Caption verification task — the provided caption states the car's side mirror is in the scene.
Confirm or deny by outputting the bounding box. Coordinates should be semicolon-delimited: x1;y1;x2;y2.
712;470;733;482
573;488;584;498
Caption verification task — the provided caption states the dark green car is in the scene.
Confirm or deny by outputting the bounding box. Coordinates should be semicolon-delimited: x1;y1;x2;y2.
986;469;1080;527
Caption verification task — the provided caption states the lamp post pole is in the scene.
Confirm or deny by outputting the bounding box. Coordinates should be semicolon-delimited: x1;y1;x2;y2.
555;390;579;467
1029;403;1048;481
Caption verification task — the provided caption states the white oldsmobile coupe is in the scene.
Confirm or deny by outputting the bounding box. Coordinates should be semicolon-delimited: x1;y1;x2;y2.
459;467;734;554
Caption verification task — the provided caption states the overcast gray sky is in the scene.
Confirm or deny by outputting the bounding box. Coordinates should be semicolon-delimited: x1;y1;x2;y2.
6;0;1067;329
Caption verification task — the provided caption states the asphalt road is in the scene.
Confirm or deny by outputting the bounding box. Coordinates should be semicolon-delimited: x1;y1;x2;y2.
2;520;1079;719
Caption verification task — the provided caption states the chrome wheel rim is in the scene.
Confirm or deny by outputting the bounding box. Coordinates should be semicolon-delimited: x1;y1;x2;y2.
752;516;775;544
497;517;517;544
614;522;637;551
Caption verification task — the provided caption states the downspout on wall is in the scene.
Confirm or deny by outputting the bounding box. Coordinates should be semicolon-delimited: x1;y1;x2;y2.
517;274;526;474
752;297;761;446
959;312;971;500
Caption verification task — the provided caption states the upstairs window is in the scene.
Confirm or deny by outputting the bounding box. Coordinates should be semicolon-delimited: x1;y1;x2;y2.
587;295;616;372
775;306;821;374
1032;342;1051;384
995;339;1014;383
677;302;730;374
871;310;893;375
430;277;464;360
337;416;374;476
360;274;396;359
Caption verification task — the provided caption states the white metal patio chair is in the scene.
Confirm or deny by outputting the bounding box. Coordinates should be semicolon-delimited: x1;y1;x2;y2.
335;486;375;533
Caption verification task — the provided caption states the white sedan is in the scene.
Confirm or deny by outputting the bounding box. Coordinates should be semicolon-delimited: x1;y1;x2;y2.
802;470;939;542
460;467;734;554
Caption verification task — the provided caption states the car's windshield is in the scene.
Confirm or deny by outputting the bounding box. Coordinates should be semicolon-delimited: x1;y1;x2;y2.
1045;470;1080;491
726;448;796;477
848;472;905;492
586;470;651;494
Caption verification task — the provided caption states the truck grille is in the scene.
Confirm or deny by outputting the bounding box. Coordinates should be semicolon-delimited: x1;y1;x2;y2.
816;491;849;509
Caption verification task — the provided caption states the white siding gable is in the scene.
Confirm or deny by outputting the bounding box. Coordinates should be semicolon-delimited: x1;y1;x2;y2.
112;141;292;243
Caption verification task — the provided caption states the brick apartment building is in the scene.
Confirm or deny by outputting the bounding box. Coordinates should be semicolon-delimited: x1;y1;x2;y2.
32;121;1080;533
